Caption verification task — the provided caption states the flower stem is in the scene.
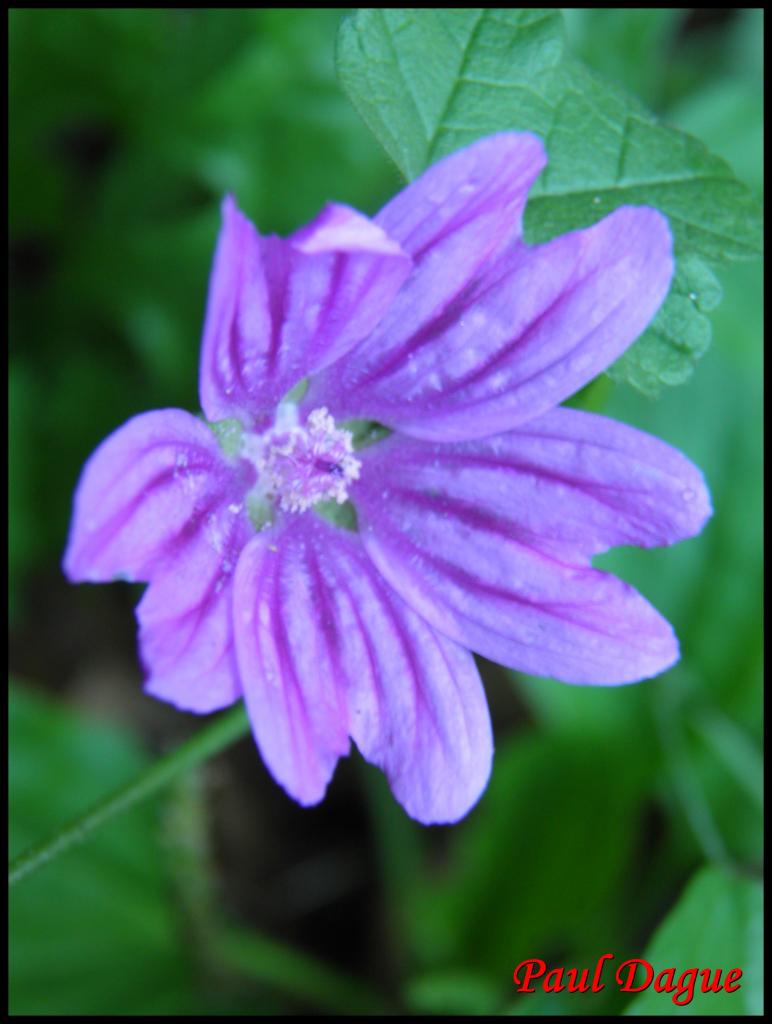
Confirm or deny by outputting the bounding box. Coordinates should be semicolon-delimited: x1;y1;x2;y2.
8;703;250;888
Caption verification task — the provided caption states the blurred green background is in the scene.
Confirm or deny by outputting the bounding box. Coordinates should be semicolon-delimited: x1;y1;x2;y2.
9;8;762;1016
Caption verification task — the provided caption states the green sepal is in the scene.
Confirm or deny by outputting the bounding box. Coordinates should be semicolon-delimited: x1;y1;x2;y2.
314;500;359;532
209;417;244;459
341;419;392;450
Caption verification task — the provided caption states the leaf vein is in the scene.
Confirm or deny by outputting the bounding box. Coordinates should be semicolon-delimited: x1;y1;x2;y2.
428;8;486;161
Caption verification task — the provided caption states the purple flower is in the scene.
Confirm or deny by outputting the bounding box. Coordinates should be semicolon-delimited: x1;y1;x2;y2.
64;133;711;824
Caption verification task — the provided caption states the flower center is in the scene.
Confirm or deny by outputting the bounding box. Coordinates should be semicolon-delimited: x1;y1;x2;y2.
242;407;361;514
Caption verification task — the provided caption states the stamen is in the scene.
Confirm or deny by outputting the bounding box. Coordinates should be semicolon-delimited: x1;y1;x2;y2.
241;407;361;514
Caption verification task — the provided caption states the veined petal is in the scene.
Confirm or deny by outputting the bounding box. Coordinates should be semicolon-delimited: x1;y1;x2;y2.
233;517;492;823
63;409;245;584
357;407;711;562
307;132;547;416
376;131;546;258
320;206;673;441
352;418;697;685
139;501;253;713
199;196;412;425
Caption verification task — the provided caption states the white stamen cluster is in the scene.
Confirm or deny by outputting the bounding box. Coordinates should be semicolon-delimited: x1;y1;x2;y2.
243;407;360;513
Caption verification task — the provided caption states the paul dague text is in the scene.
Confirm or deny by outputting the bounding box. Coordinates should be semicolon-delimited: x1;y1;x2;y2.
512;954;742;1007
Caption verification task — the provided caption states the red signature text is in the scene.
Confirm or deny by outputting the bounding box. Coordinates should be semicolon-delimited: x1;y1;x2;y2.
513;955;743;1007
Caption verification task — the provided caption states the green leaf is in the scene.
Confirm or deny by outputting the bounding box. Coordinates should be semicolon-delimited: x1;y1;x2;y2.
337;8;564;182
607;254;721;397
337;8;762;395
413;733;649;988
625;865;762;1015
520;59;761;264
9;683;196;1015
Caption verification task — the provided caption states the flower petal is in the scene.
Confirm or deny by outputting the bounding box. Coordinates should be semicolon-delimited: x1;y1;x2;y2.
233;516;492;823
319;205;673;441
352;416;699;684
139;501;253;713
376;131;545;259
63;409;245;584
198;196;412;425
360;406;711;561
308;132;547;416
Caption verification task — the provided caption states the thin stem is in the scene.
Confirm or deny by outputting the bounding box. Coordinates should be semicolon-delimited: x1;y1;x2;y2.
163;770;222;981
8;703;250;888
690;709;763;809
211;925;394;1015
653;680;728;865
